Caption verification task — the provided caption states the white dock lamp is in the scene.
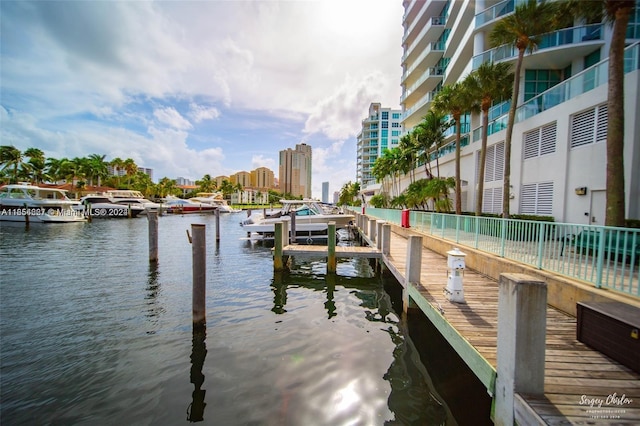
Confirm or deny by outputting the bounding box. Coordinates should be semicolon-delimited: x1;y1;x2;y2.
444;247;466;303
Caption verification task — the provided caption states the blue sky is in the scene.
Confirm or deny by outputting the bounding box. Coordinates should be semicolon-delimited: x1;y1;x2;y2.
1;0;403;198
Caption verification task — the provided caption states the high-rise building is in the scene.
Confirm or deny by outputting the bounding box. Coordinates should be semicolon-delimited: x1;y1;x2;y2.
399;0;639;222
230;171;251;188
357;103;403;189
279;143;312;198
322;182;329;203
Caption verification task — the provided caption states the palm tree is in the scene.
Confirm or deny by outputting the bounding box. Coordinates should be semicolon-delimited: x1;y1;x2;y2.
196;174;216;193
110;157;124;186
415;110;448;179
489;0;557;218
431;81;477;215
122;158;138;187
0;146;27;183
558;0;634;226
466;61;514;216
87;154;109;186
23;148;47;183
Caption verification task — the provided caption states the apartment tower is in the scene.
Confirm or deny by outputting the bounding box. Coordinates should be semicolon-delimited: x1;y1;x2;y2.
279;143;312;199
399;0;639;222
357;103;403;189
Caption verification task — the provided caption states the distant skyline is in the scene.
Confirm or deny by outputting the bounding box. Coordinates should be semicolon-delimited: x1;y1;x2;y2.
0;1;404;198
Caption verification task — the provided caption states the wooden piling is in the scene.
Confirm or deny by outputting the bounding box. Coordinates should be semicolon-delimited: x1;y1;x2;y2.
148;211;158;263
376;221;384;250
215;208;220;242
327;222;337;273
191;224;206;326
290;211;296;244
274;222;284;271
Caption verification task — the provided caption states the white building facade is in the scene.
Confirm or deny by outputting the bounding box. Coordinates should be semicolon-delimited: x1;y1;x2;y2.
357;103;404;188
399;0;640;223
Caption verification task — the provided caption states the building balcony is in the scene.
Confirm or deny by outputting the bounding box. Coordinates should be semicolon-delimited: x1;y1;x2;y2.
401;16;446;65
400;67;445;104
402;0;448;45
471;43;640;140
472;24;604;70
474;0;518;28
401;41;446;84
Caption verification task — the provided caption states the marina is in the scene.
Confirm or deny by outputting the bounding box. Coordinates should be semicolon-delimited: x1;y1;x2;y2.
0;212;487;425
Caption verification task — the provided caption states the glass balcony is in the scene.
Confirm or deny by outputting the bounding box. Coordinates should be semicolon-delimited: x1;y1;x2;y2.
472;24;604;70
477;43;639;138
402;16;446;63
401;41;446;82
475;0;515;27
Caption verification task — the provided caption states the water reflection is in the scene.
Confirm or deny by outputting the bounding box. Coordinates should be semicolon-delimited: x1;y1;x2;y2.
324;273;337;319
188;324;207;422
271;271;288;314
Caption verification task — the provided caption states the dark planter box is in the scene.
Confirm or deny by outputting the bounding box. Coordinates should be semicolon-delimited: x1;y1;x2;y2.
577;301;640;373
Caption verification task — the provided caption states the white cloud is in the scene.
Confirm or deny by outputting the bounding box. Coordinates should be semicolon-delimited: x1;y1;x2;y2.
189;104;220;123
153;107;192;130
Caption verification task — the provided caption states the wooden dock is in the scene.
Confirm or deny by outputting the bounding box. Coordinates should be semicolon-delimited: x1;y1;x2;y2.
281;244;381;259
382;229;640;425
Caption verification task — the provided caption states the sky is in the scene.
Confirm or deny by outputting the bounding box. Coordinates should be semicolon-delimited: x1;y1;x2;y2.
0;0;404;199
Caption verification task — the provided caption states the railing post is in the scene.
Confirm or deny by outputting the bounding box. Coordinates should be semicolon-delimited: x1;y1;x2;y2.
363;216;369;237
537;222;546;269
500;218;507;258
595;227;606;288
474;216;480;249
495;273;547;426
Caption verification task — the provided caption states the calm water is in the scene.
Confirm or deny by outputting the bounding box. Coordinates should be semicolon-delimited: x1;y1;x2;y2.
0;213;462;425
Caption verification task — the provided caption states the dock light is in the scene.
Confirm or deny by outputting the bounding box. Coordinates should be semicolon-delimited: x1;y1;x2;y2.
444;247;466;303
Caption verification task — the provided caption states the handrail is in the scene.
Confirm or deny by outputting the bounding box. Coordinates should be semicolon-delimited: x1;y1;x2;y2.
357;208;639;296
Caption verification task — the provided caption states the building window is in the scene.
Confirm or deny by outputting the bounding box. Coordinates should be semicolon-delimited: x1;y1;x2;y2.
524;69;562;101
523;122;557;159
392;122;400;128
370;131;378;138
392;130;401;137
520;182;553;215
570;103;607;149
391;139;398;145
382;111;389;120
381;129;388;137
392;113;401;120
381;138;388;146
382;121;388;128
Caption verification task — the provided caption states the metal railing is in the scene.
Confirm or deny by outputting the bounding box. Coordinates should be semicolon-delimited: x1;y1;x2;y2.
361;208;639;296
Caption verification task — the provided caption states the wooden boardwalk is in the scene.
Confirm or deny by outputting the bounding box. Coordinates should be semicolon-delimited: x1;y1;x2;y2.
281;244;381;259
382;230;640;425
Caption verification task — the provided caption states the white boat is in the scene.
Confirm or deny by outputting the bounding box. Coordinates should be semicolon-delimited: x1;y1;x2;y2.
106;190;161;213
0;183;86;223
164;198;217;214
241;199;354;238
74;195;146;218
189;192;241;213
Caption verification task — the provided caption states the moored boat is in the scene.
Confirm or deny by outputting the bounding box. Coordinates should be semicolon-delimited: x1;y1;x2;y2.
189;192;241;213
241;199;354;238
165;199;217;214
0;183;86;223
106;190;161;213
75;195;145;218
